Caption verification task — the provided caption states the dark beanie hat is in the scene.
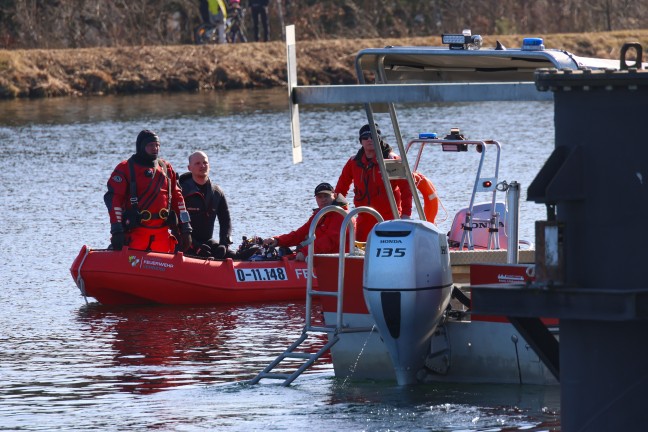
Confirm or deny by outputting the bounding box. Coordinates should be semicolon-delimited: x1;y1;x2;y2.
359;123;381;140
314;182;334;195
136;130;160;153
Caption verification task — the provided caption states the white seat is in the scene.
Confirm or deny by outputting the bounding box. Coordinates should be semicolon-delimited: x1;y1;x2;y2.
448;202;508;249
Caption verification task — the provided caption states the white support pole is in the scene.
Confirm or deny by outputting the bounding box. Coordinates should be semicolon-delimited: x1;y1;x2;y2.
285;25;302;164
506;181;521;264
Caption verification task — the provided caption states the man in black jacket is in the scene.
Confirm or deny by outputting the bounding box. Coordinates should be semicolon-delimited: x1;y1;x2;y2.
249;0;269;42
179;151;233;259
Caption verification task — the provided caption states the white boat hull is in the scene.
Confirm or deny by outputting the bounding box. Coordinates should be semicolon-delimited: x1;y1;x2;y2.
324;312;558;385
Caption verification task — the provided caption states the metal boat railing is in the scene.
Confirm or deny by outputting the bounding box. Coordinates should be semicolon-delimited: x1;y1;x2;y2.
249;206;381;386
405;137;503;250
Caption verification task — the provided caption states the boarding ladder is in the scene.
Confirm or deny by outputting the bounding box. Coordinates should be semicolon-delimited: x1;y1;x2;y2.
249;206;382;386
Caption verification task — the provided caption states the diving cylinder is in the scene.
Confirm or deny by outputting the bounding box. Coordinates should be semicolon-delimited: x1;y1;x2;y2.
363;219;453;385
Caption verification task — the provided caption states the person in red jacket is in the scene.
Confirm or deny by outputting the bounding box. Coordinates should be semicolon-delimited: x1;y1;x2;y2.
335;123;413;242
104;130;192;253
262;183;349;261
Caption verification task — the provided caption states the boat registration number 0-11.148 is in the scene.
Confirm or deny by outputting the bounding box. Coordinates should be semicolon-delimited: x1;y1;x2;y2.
235;267;288;282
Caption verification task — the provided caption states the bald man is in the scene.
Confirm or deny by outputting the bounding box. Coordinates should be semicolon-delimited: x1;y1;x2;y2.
178;151;233;259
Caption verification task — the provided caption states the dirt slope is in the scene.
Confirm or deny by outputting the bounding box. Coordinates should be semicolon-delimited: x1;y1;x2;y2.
0;30;646;99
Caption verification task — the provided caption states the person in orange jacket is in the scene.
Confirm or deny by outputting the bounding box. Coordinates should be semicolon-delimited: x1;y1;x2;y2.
104;130;192;253
263;183;349;261
335;123;413;242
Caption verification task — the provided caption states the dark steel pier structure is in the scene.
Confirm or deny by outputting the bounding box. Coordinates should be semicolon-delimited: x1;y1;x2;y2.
471;44;648;430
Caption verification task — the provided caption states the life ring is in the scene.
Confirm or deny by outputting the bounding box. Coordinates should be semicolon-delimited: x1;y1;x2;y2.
413;171;439;223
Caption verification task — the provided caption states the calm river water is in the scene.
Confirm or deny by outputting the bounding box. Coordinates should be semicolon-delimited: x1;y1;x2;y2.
0;88;560;431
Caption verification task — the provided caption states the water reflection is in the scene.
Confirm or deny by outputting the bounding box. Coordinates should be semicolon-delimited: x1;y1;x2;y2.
75;302;330;395
318;379;561;430
0;88;289;126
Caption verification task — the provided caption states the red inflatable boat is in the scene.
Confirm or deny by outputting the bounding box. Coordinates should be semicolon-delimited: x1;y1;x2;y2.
70;245;314;306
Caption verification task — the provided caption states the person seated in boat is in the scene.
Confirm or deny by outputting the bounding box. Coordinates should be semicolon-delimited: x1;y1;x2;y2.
178;151;235;259
262;182;350;262
104;130;192;253
335;123;413;242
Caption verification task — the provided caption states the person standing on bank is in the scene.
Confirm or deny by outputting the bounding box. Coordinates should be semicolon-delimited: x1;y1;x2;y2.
335;123;413;242
263;183;349;262
105;130;192;253
249;0;269;42
197;0;227;44
179;151;234;259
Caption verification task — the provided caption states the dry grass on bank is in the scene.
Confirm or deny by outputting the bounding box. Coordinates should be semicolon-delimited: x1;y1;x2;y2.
0;30;647;99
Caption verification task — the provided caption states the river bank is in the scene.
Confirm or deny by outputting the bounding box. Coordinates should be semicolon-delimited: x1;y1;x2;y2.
1;30;647;99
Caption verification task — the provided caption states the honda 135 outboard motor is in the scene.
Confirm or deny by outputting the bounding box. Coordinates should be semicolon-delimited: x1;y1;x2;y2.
363;219;453;385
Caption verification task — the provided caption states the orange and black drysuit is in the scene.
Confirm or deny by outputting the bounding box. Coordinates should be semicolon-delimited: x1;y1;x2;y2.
335;143;413;242
104;134;191;253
